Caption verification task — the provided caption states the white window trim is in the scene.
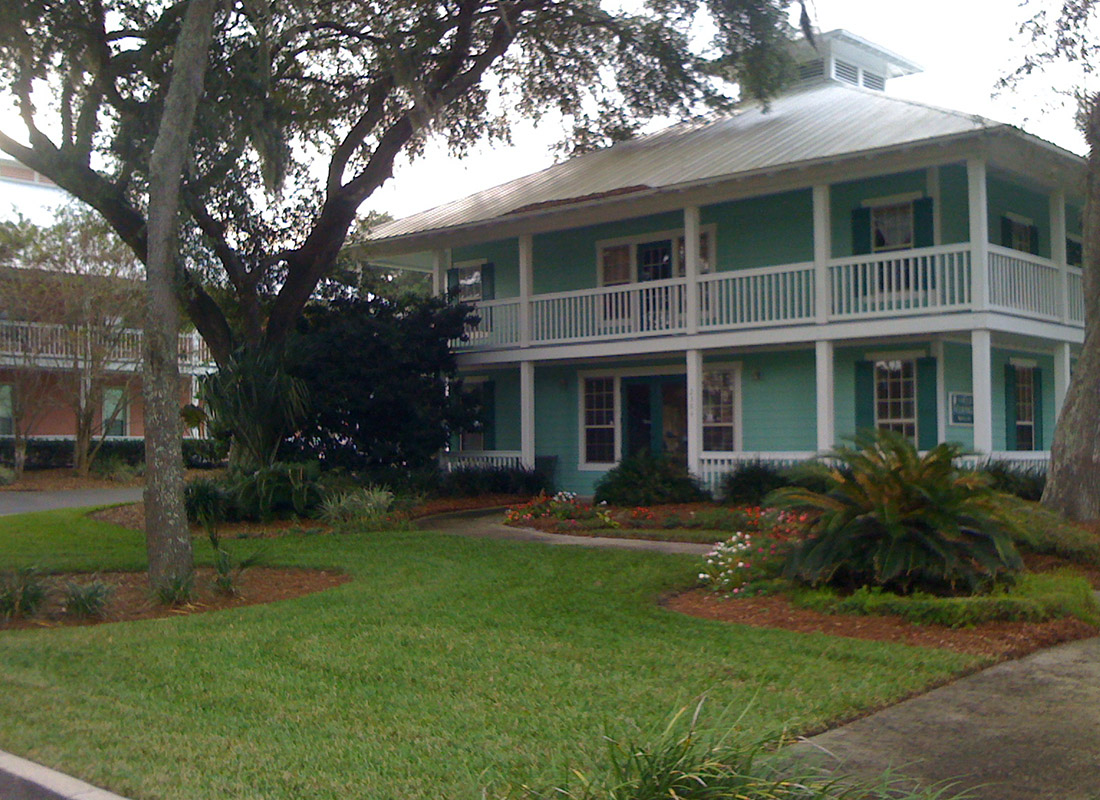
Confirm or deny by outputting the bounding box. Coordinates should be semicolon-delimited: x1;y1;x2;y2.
1004;212;1034;226
577;366;689;470
700;362;744;454
861;192;923;209
595;225;717;286
1009;357;1038;368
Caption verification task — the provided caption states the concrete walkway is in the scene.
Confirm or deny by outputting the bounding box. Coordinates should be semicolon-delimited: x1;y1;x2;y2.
0;488;143;516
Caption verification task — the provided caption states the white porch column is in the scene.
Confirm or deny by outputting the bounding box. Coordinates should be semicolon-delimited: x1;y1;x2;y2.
684;206;700;335
815;339;834;452
686;349;703;477
812;184;831;323
519;234;533;347
520;360;535;469
972;329;994;454
1054;341;1072;422
967;158;990;310
432;249;450;296
1051;190;1069;323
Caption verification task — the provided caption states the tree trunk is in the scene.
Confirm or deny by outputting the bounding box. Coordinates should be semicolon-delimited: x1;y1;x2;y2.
142;0;217;589
13;435;26;480
1042;92;1100;520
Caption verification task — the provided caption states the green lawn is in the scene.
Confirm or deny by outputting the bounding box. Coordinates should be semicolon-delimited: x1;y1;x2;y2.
0;508;977;800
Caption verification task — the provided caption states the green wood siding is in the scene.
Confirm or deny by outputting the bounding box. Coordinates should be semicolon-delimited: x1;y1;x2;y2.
829;170;927;257
531;211;683;294
942;341;975;449
737;350;817;451
700;190;813;270
938;163;970;245
987;176;1051;258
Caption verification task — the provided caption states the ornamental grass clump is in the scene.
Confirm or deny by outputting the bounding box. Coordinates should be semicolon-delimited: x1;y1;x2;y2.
768;431;1023;597
0;567;49;619
61;579;112;618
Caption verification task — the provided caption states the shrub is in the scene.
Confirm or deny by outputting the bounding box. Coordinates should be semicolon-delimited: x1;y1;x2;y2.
182;438;227;469
594;454;709;506
791;572;1099;628
979;460;1046;501
227;461;325;521
152;573;194;606
504;492;618;530
698;532;791;596
0;466;14;486
0;568;49;619
768;431;1023;596
718;461;790;505
437;465;552;497
61;579;112;618
506;703;970;800
319;486;395;526
185;478;232;530
90;454;141;482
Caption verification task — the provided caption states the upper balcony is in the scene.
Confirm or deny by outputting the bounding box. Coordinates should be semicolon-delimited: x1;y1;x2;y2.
451;243;1084;352
0;322;214;373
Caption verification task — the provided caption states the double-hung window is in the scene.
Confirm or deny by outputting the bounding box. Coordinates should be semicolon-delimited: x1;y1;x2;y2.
0;384;12;436
873;359;917;442
702;369;738;451
582;377;616;465
597;228;714;286
102;387;128;437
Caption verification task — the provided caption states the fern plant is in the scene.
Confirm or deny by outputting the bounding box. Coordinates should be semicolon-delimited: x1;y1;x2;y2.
767;431;1023;596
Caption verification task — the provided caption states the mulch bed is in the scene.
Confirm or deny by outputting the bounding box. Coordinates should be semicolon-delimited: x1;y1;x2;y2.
1;566;350;632
664;588;1099;660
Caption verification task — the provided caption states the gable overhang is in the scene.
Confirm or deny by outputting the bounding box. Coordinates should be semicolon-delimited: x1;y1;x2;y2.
358;125;1084;258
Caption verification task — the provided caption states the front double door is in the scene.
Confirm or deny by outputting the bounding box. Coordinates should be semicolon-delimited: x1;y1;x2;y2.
622;375;687;461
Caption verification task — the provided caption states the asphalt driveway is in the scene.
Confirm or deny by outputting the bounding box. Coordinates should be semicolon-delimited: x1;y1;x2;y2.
0;488;143;516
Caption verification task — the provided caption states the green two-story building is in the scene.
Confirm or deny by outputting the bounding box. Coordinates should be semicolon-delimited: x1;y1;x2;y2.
366;30;1085;494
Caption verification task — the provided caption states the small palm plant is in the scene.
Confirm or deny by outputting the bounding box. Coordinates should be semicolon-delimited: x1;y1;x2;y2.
767;430;1023;596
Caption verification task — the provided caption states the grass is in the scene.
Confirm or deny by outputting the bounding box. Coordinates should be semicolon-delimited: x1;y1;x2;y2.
0;507;979;800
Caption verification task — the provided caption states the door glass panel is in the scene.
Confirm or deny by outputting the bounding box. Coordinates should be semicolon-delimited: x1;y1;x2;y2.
637;240;672;282
661;382;687;461
624;383;652;457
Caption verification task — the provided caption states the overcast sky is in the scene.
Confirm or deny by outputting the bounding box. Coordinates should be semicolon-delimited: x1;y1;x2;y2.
363;0;1086;221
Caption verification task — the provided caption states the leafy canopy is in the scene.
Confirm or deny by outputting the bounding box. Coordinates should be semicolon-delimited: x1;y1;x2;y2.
0;0;804;364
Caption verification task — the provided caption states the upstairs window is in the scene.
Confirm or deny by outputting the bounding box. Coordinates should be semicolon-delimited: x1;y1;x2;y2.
852;195;934;255
597;228;713;286
871;203;914;252
1000;215;1040;256
447;261;495;302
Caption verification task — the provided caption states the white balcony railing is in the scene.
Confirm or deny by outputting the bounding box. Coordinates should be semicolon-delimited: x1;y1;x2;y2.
987;245;1062;321
0;321;212;370
828;244;972;318
441;450;524;471
451;243;1084;351
699;263;815;329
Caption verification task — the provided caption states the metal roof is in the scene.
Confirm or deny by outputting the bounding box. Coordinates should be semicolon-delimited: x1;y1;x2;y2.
369;82;1059;244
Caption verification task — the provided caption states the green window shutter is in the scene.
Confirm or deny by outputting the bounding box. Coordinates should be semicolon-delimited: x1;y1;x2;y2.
481;262;495;301
855;360;875;433
481;380;496;451
446;268;459;296
916;357;938;450
1004;364;1018;451
1000;216;1013;248
913;197;934;248
1033;368;1044;450
1028;225;1040;256
851;208;872;255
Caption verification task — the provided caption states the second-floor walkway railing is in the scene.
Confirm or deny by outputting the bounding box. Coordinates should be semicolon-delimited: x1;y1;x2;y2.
0;321;213;370
452;243;1084;350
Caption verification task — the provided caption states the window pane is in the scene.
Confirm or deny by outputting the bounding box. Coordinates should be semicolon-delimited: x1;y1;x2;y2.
871;203;914;252
602;245;631;285
455;265;483;302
